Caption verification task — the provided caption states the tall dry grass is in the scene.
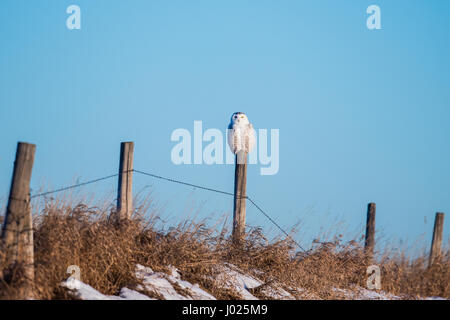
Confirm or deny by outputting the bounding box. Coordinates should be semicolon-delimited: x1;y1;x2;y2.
0;195;448;300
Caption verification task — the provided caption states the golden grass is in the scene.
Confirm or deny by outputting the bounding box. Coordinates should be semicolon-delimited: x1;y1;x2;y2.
0;195;448;300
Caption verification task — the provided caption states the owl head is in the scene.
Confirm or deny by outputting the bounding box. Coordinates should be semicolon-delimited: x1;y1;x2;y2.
230;112;250;125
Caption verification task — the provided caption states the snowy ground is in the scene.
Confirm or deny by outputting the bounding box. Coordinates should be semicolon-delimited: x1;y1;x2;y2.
61;263;446;300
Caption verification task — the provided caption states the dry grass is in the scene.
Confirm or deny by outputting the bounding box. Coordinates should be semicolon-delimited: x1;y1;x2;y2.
0;196;448;300
379;249;450;298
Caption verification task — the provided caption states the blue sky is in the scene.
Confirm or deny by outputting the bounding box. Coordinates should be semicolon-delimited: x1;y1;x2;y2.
1;0;449;252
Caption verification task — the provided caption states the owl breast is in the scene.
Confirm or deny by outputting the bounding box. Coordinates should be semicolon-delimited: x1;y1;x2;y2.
228;123;255;154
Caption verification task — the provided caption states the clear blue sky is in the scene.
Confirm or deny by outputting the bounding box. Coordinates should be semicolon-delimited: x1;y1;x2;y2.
1;0;449;252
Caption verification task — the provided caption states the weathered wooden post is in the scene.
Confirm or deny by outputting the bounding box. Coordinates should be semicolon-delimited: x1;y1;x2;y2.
116;142;134;223
365;202;376;261
429;212;444;267
1;142;36;299
232;151;247;245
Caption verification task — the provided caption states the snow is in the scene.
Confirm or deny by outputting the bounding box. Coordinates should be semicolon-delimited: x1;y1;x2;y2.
213;263;261;300
422;296;447;300
332;287;402;300
119;287;155;300
135;264;216;300
61;263;447;301
260;286;296;300
61;277;152;300
212;263;296;300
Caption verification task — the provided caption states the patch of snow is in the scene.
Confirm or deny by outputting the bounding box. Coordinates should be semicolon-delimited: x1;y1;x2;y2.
213;263;261;300
135;264;215;300
60;265;448;301
136;270;188;300
62;278;122;300
332;287;401;300
62;277;155;300
168;265;181;278
211;263;296;300
260;285;296;300
119;287;155;300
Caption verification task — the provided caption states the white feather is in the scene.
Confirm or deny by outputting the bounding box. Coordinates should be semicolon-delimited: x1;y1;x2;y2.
227;113;256;154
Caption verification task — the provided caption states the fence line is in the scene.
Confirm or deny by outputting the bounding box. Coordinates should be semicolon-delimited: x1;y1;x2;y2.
133;169;235;197
30;173;120;199
28;168;306;251
247;197;306;252
3;141;446;299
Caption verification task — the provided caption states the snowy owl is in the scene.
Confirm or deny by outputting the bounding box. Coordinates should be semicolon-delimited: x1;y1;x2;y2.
227;112;256;154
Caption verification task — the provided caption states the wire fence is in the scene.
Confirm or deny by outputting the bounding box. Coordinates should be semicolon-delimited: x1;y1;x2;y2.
30;174;120;199
29;169;306;251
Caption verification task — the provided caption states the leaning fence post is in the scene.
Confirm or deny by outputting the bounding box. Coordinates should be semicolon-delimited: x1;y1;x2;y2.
429;212;444;267
116;142;134;223
232;151;247;245
1;142;36;299
365;202;376;261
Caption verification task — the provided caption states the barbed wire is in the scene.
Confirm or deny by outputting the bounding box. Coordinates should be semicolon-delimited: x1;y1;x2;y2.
29;168;306;251
133;169;235;197
133;169;306;252
30;173;120;199
246;197;306;252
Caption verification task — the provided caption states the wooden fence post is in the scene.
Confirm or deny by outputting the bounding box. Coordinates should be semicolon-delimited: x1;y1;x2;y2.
429;212;444;267
1;142;36;299
232;151;247;245
116;142;134;223
365;202;376;260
